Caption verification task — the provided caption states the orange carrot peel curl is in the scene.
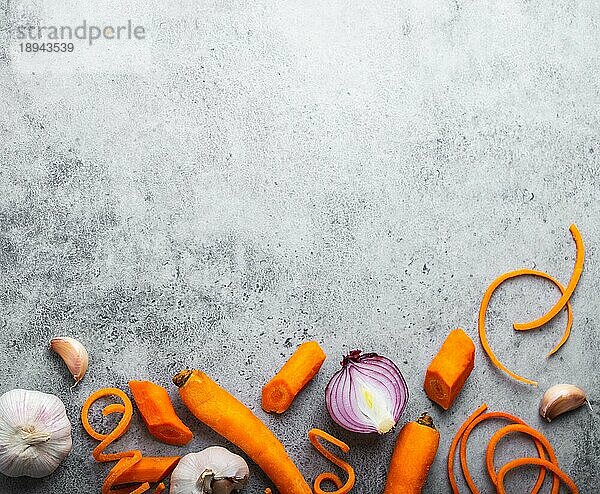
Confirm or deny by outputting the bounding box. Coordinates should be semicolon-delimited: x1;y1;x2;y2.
262;341;326;414
479;269;573;385
308;429;355;494
81;387;179;494
448;404;487;494
449;405;578;494
497;458;578;494
458;412;550;494
485;424;559;493
478;224;583;385
513;224;584;331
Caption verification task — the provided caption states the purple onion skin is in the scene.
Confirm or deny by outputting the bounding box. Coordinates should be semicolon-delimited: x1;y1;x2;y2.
325;350;409;434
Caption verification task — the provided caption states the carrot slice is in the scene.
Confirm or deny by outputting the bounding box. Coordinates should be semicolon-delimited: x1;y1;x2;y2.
424;328;475;410
479;269;572;385
514;224;584;331
448;404;487;494
262;341;326;414
497;458;578;494
459;411;547;494
485;424;559;493
129;380;193;446
308;428;355;494
113;456;180;485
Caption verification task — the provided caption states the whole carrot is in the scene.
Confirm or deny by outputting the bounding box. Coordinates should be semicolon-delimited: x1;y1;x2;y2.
173;369;312;494
262;341;326;413
383;413;440;494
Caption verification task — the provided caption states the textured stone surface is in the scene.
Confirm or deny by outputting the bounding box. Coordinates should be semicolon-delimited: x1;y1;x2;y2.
1;0;599;492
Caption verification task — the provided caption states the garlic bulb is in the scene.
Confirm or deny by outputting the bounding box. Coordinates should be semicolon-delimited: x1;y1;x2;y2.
0;389;72;478
170;446;249;494
50;337;89;385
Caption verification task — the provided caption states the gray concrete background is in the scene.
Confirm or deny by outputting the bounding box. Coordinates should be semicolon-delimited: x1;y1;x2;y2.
1;0;599;492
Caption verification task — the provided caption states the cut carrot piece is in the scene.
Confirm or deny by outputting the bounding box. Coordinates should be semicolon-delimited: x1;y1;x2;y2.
129;380;193;446
173;369;312;494
448;404;487;494
479;269;572;385
497;458;578;494
514;224;584;331
485;424;559;493
262;341;326;414
113;456;180;485
383;413;440;494
424;329;475;410
308;428;355;494
459;411;547;494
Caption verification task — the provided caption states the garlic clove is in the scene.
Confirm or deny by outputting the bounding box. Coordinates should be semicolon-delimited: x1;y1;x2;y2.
539;384;588;422
50;337;89;385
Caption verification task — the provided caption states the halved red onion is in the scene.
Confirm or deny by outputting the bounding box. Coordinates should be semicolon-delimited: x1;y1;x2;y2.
325;350;409;434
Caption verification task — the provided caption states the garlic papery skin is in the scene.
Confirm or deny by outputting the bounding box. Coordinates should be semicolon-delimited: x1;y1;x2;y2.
0;389;72;478
170;446;249;494
539;384;588;422
50;337;89;385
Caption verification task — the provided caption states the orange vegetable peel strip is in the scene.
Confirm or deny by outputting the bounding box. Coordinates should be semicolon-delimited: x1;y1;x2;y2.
103;403;126;416
448;404;487;494
154;483;166;494
308;428;355;494
497;458;578;494
81;388;134;461
82;387;174;494
459;411;547;494
514;224;584;331
479;269;573;385
485;424;559;494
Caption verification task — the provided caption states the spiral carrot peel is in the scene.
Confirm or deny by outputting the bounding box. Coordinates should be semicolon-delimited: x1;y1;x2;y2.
308;428;355;494
449;405;577;494
479;225;584;385
459;412;547;493
485;424;560;493
82;387;178;494
497;458;578;494
513;224;584;331
479;269;572;385
448;404;487;493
